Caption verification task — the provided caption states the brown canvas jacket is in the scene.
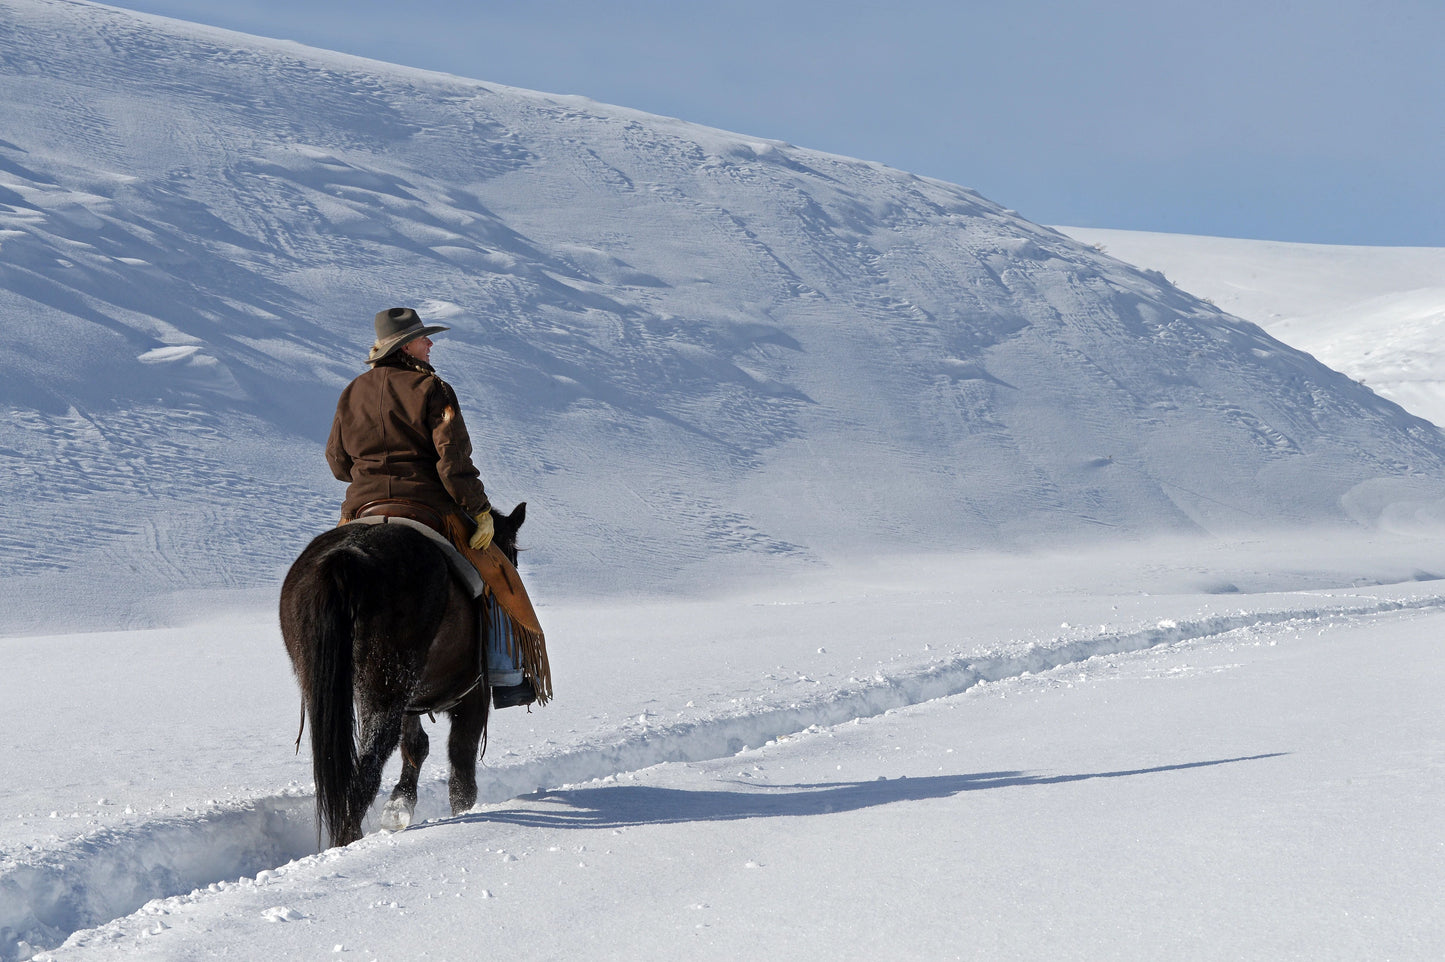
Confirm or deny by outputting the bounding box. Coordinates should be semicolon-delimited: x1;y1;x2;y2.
326;355;490;521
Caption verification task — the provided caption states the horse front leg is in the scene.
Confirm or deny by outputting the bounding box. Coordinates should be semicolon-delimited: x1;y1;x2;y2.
446;688;490;815
379;714;429;831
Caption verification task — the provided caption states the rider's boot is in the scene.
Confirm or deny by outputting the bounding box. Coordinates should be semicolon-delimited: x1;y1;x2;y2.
491;680;537;709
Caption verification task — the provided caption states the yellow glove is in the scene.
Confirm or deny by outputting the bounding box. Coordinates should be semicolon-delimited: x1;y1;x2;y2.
468;509;494;551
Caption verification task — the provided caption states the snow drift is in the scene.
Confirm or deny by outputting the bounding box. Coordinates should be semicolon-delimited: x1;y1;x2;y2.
3;0;1445;631
1058;226;1445;429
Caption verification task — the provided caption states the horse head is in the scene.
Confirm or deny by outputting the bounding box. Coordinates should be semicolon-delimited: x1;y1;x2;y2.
490;502;526;564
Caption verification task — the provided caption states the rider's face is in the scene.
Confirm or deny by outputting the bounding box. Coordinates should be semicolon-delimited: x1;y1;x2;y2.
402;336;433;362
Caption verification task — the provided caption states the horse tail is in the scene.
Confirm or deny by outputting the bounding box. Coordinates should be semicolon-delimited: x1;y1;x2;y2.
308;546;362;848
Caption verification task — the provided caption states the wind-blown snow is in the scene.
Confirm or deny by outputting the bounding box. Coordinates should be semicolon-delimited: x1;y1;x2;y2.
3;1;1445;960
4;0;1445;633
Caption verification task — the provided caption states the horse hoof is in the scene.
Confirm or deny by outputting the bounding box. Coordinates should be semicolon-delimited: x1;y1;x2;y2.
379;797;415;832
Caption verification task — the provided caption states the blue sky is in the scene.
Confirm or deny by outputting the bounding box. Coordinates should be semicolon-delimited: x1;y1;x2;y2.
100;0;1443;246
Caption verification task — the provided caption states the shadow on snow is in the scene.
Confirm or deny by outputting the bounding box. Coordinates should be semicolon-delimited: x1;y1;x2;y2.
451;753;1288;830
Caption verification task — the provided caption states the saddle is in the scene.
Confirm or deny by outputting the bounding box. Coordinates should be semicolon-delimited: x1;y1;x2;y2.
355;498;449;538
352;500;483;597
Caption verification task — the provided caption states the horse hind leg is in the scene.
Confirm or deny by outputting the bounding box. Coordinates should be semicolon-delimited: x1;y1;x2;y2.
380;715;428;832
341;703;405;845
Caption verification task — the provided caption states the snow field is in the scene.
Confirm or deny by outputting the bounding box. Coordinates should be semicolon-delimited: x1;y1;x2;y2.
5;536;1445;959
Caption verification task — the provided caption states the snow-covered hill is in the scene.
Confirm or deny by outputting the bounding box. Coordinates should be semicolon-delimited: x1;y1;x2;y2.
4;4;1445;960
4;0;1445;634
1059;227;1445;428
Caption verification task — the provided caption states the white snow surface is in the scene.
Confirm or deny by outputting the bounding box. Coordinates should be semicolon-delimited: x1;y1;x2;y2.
3;2;1445;960
4;540;1445;960
1060;226;1445;429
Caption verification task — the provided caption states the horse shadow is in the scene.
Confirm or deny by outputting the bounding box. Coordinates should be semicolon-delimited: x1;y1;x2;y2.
443;753;1287;831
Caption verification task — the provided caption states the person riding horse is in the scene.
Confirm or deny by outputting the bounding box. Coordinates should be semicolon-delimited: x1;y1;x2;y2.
325;307;546;708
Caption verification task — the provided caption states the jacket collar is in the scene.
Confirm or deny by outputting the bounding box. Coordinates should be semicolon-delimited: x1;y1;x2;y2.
372;352;436;376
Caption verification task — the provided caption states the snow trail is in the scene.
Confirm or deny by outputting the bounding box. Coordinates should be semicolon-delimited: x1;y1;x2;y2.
5;591;1441;959
0;799;315;960
464;590;1445;800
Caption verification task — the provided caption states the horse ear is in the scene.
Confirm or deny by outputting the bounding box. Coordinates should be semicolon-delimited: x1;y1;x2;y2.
512;502;526;528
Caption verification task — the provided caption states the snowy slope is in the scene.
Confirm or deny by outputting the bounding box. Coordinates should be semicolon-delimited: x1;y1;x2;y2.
4;0;1445;633
1059;226;1445;429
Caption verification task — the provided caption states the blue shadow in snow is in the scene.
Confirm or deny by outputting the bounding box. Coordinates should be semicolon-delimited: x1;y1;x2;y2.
451;754;1288;830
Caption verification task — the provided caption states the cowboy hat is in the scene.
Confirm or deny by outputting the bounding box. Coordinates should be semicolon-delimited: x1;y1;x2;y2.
368;307;449;364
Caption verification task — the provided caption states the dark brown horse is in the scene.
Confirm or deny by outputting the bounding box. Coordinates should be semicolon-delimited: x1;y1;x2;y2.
279;503;527;848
